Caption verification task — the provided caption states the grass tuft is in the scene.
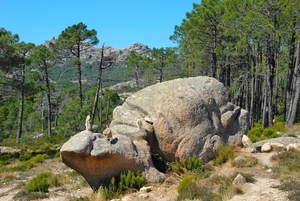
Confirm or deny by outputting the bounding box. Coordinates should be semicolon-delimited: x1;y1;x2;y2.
214;145;235;165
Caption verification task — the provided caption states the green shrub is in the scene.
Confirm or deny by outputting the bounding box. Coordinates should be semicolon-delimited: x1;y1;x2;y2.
0;152;19;166
184;155;203;170
214;145;235;165
171;155;204;175
272;149;300;172
171;161;185;175
99;170;145;200
26;172;52;192
68;170;79;177
248;122;264;142
118;170;144;191
177;176;214;201
49;175;61;187
272;121;285;132
11;161;36;171
248;120;283;142
99;177;120;200
272;149;300;200
30;154;48;163
19;153;33;161
263;127;279;138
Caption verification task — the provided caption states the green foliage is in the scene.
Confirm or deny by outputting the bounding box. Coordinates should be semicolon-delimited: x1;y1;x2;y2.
171;155;204;175
68;170;79;177
99;170;145;200
184;155;203;171
272;149;300;173
177;176;214;201
271;149;300;201
214;145;235;165
99;177;120;200
26;172;52;192
0;153;47;173
248;121;282;143
118;170;144;191
26;171;61;192
19;153;32;161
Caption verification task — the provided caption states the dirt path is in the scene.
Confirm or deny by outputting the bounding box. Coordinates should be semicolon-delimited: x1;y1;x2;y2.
229;152;288;201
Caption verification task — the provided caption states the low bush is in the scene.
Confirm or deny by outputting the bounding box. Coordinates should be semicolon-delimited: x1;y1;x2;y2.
26;172;52;192
25;171;62;193
248;120;284;143
271;149;300;201
19;153;33;161
214;145;235;165
278;181;300;201
171;155;204;175
99;170;145;200
99;177;120;200
118;170;144;191
177;176;214;201
0;152;19;166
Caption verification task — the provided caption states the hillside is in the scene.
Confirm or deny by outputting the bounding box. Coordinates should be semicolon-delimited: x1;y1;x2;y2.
47;42;152;88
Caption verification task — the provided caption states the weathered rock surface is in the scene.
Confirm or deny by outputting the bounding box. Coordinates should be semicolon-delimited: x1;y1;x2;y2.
110;76;249;162
61;76;249;190
60;130;164;191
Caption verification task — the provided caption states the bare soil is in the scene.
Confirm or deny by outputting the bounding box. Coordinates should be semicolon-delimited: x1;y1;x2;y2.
0;149;290;201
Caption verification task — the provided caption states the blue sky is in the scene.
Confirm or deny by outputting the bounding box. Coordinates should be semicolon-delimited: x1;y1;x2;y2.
1;0;199;49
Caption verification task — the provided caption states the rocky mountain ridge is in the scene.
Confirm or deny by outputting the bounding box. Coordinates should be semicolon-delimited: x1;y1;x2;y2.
45;39;152;66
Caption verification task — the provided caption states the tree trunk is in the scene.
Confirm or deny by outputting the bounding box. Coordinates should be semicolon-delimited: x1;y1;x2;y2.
16;90;24;143
45;68;52;136
285;30;296;122
77;64;83;107
286;42;300;125
91;45;104;126
16;65;25;143
77;44;83;107
91;72;102;126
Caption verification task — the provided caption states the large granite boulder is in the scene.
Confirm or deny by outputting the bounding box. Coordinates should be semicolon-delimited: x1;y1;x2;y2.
110;76;249;162
60;76;249;190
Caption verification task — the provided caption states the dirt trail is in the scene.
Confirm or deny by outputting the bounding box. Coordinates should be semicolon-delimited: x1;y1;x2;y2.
229;152;288;201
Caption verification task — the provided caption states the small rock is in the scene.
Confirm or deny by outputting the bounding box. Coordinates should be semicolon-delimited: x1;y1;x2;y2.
262;142;285;152
261;143;272;152
286;143;300;151
232;173;245;185
242;135;256;152
140;186;152;193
